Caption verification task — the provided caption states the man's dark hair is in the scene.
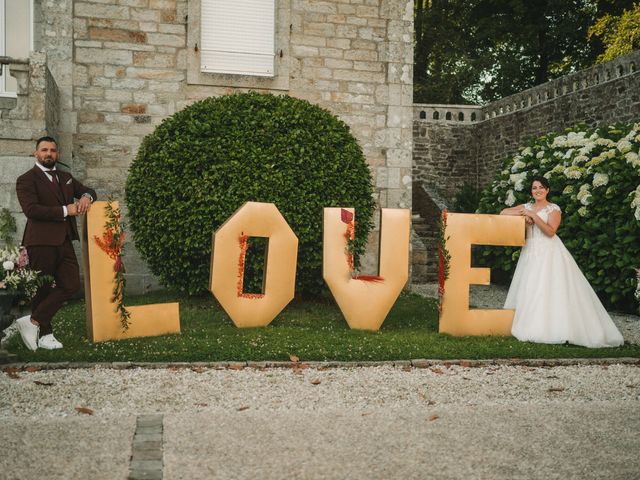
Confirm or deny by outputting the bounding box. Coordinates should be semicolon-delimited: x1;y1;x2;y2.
35;136;58;148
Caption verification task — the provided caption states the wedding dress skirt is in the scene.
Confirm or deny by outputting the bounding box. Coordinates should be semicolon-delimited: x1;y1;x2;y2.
504;203;624;348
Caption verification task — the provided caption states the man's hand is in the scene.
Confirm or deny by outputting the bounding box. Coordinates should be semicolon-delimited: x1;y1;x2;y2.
76;195;92;215
67;203;78;216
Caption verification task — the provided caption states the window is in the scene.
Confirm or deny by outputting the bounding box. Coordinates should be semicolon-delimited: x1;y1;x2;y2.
187;0;289;91
0;0;32;96
200;0;275;77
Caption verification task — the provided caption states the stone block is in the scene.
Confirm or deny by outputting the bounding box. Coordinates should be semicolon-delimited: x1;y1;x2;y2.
133;52;176;68
304;22;335;36
291;45;319;57
76;48;132;65
149;0;175;9
88;27;147;43
299;1;337;14
121;104;147;114
158;24;185;35
386;148;412;167
344;49;377;61
145;32;185;47
75;3;130;19
325;58;352;69
318;48;344;59
335;24;358;38
131;8;161;22
290;33;327;47
346;17;367;26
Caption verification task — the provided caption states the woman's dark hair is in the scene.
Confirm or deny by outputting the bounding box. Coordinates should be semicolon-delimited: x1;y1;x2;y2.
531;175;550;190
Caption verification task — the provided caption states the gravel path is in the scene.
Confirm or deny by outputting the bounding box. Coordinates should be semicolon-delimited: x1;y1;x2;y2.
1;364;639;479
410;283;640;345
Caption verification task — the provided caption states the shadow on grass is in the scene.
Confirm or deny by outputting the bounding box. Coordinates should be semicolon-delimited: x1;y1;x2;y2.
6;291;640;362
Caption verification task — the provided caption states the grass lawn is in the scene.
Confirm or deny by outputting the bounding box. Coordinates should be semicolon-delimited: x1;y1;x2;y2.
5;291;640;362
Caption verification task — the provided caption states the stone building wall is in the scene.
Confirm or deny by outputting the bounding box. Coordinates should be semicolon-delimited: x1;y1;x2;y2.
414;50;640;205
9;0;413;292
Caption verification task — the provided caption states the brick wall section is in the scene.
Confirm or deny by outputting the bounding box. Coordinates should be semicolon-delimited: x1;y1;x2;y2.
52;0;413;291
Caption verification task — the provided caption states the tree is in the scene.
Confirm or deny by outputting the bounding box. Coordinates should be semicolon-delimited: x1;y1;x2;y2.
414;0;636;104
588;3;640;62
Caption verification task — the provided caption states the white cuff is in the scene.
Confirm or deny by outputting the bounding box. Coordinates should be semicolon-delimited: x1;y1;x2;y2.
62;205;68;217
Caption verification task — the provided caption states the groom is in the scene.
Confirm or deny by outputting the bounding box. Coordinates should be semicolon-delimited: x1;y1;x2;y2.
15;136;96;350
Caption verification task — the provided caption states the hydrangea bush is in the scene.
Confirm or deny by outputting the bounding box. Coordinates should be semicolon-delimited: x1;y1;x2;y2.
477;123;640;312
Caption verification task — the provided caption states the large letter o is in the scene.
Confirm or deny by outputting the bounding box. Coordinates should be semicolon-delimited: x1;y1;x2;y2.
210;202;298;328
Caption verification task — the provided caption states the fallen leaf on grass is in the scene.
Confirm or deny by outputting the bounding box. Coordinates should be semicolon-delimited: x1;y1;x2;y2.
34;381;54;386
289;355;300;363
75;407;94;415
428;415;440;421
310;379;321;385
191;367;205;373
227;365;244;371
25;367;40;373
460;361;471;368
237;406;250;411
547;387;565;393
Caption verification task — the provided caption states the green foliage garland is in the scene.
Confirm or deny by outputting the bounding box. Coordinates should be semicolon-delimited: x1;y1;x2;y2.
125;92;375;296
477;123;640;312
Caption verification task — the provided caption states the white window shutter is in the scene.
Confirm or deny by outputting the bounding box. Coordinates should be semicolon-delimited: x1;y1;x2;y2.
200;0;275;77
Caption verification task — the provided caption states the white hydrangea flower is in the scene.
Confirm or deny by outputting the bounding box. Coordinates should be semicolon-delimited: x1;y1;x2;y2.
595;138;616;147
552;164;565;174
630;185;640;209
552;135;567;148
521;147;533;156
617;140;632;153
589;132;599;140
625;151;640;168
536;151;545;159
592;173;609;188
2;260;14;271
509;172;527;191
510;160;526;172
578;206;588;217
543;171;552;179
562;185;574;194
501;169;510;175
553;151;564;158
577;184;592;205
563;166;583;179
624;130;636;141
505;190;516;206
563;148;575;159
635;206;640;222
572;155;589;165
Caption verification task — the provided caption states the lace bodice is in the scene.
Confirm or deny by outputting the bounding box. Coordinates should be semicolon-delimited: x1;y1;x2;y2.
524;202;561;240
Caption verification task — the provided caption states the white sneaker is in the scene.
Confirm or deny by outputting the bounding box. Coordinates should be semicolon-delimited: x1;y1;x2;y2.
16;316;39;351
38;334;63;350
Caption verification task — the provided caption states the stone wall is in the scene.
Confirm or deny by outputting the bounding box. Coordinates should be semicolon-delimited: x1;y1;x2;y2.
414;50;640;204
6;0;413;292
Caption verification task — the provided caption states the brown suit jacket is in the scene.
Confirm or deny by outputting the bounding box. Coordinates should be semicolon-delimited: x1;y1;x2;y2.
16;166;97;247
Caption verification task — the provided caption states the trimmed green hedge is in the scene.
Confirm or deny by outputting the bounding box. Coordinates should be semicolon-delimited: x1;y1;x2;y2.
477;123;640;312
125;92;375;296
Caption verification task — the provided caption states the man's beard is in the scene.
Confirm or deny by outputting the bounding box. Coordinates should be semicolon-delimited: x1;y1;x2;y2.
39;157;56;168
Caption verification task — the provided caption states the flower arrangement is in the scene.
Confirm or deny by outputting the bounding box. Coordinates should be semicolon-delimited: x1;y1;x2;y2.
236;234;265;299
94;201;130;330
477;122;640;312
0;246;51;302
437;209;451;312
340;209;383;282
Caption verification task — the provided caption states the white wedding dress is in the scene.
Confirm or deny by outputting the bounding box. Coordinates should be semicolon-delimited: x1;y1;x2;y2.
505;203;624;348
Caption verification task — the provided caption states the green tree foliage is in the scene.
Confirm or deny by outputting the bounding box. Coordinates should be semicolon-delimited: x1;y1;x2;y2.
589;3;640;62
414;0;636;104
125;93;375;296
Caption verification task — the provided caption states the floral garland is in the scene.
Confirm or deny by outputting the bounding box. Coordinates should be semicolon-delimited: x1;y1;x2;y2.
237;234;265;299
340;209;383;283
94;201;131;331
437;209;451;312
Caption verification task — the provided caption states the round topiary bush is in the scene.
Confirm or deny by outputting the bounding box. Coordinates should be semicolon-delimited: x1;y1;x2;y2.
125;92;375;296
476;123;640;312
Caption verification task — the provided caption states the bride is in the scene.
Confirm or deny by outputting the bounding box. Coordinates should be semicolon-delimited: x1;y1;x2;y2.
500;176;624;348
